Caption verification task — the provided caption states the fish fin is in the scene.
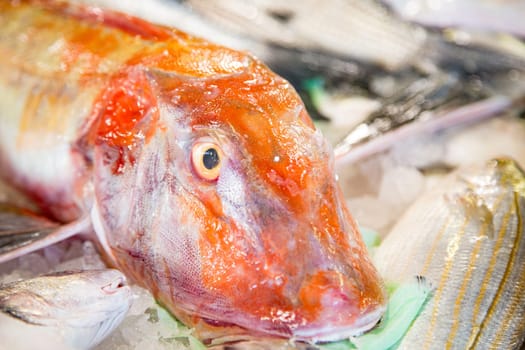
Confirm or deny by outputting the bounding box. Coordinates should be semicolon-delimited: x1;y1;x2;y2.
0;203;91;264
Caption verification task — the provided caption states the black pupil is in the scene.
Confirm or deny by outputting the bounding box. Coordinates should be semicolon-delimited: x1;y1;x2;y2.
203;148;220;170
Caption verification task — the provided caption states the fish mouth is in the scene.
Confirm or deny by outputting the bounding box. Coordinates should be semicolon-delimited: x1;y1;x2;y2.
293;306;385;342
101;275;128;295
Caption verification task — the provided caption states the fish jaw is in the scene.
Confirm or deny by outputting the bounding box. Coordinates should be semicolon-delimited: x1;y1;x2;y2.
292;304;386;342
87;47;385;341
292;270;386;342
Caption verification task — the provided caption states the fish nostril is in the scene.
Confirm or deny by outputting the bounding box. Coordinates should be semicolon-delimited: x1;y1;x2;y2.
115;279;124;289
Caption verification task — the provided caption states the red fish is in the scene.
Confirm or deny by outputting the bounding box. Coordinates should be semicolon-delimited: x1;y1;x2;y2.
0;0;385;342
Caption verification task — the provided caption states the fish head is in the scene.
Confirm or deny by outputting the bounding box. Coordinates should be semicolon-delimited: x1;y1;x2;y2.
89;44;385;342
0;269;131;347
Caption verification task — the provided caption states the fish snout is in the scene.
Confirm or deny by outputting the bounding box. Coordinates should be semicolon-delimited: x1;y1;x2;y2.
99;270;129;295
294;270;384;342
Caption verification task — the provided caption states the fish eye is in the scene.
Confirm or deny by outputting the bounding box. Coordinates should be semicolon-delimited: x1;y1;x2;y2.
191;141;224;181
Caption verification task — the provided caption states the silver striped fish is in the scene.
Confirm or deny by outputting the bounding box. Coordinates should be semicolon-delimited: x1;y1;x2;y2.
373;158;525;349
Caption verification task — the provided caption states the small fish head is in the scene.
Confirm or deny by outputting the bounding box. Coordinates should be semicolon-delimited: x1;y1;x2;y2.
90;51;385;342
43;270;132;319
0;270;131;338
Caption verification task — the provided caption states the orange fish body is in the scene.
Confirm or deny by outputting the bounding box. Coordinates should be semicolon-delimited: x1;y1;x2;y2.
0;0;385;342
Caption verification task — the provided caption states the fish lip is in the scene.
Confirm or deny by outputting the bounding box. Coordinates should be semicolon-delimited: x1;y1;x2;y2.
101;275;128;295
292;305;385;342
